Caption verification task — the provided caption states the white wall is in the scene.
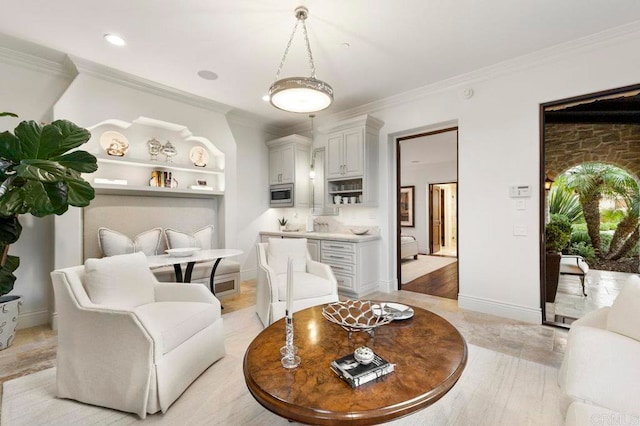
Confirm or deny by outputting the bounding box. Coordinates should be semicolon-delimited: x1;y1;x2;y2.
0;53;73;328
400;162;457;253
309;29;640;323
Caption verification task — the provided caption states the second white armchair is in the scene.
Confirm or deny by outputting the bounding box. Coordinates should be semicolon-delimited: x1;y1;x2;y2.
256;238;339;326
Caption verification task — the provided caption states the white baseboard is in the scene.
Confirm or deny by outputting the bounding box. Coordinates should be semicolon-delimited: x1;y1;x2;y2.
458;294;541;324
17;309;50;330
378;279;396;293
241;268;256;282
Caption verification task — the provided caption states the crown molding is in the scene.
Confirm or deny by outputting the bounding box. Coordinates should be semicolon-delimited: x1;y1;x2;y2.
67;55;234;115
323;20;640;124
225;110;283;136
0;45;71;77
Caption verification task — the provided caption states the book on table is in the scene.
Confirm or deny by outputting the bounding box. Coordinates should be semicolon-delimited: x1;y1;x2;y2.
330;352;394;388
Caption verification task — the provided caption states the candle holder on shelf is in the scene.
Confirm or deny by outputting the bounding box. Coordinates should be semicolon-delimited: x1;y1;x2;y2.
280;313;300;369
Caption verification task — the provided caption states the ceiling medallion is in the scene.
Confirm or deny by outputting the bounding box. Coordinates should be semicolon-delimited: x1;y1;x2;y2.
267;6;333;113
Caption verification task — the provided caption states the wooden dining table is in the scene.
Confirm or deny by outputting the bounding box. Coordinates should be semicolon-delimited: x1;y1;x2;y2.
243;303;467;425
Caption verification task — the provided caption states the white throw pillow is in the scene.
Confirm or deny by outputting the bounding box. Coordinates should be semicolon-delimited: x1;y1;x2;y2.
165;225;214;249
607;275;640;342
84;252;156;309
267;238;307;275
98;227;162;257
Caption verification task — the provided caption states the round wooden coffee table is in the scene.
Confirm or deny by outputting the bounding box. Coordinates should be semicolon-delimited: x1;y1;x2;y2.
243;304;467;425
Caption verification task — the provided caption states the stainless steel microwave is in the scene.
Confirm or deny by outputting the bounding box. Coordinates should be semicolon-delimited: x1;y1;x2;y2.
270;183;294;208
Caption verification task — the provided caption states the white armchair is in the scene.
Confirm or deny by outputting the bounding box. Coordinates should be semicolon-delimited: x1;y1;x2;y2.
559;275;640;425
51;252;225;419
256;238;339;326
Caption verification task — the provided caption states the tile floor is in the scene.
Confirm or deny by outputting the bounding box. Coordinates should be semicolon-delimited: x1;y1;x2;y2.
0;280;568;413
548;269;636;323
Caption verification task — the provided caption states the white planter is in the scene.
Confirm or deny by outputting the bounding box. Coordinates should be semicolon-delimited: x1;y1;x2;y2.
0;295;22;350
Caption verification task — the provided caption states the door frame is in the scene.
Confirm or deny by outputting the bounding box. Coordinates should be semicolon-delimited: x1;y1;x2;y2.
396;127;459;289
539;83;640;326
428;182;457;255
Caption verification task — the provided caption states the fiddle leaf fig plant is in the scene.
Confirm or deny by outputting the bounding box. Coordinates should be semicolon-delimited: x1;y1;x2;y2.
0;114;97;296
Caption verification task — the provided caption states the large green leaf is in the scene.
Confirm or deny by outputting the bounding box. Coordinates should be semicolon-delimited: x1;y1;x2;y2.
16;160;66;182
23;181;67;216
0;187;28;216
13;120;42;159
65;178;95;207
0;131;22;162
51;150;98;173
0;112;18;118
48;120;91;158
0;255;19;296
0;216;21;246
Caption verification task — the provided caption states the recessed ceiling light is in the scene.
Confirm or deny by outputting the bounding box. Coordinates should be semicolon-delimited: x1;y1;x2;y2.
341;42;350;48
197;70;219;81
104;34;126;46
411;160;420;163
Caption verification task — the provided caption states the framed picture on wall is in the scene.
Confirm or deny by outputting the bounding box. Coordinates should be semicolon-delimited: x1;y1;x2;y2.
400;186;415;227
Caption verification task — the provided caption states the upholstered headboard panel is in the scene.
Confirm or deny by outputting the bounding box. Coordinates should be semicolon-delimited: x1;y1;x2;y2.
83;194;218;261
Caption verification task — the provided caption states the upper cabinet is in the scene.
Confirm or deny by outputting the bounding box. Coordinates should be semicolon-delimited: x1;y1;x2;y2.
327;127;364;179
269;144;295;185
266;135;311;207
324;115;384;207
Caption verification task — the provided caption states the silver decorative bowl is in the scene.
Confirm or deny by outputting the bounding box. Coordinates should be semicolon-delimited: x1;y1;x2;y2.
322;300;393;338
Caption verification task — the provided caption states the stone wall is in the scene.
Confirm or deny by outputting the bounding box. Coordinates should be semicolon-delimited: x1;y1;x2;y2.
545;123;640;180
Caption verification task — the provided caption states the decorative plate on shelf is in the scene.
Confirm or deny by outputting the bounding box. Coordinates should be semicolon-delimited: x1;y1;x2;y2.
99;131;129;157
190;146;209;167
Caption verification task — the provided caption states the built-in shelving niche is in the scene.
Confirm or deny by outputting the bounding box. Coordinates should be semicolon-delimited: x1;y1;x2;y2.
87;117;225;197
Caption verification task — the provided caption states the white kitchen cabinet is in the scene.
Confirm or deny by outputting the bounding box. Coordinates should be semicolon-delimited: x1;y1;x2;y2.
324;115;383;207
266;135;311;207
320;239;379;298
269;144;295;184
327;128;364;179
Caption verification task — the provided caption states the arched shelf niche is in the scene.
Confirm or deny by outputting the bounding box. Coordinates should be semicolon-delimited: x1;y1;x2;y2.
86;116;225;197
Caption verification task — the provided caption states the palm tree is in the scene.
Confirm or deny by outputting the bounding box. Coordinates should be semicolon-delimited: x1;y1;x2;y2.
549;175;583;224
564;163;638;257
607;184;639;260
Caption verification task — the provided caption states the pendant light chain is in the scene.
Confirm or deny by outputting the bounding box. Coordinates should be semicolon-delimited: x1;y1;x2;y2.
274;19;300;81
301;20;317;79
273;8;317;81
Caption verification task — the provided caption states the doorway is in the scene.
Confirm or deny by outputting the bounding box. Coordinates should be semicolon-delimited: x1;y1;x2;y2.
429;182;457;256
540;84;640;327
397;128;459;299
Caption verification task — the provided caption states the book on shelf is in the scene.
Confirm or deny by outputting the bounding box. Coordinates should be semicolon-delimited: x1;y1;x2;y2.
330;352;394;388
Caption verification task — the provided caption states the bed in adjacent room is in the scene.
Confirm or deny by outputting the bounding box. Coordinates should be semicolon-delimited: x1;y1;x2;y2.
400;234;419;260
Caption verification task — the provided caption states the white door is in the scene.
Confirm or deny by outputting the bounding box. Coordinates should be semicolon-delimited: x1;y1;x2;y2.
269;148;283;184
279;145;295;184
343;128;364;177
327;134;344;178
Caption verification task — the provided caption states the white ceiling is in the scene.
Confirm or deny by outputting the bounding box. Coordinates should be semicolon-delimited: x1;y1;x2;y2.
2;1;640;129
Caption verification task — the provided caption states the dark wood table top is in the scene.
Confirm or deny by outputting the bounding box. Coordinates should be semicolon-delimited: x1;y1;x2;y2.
243;303;468;425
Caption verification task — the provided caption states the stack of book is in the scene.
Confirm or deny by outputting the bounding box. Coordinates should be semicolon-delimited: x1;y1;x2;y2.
330;352;394;388
150;171;174;188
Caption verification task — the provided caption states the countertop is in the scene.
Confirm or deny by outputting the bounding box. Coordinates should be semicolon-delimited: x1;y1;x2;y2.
260;230;381;243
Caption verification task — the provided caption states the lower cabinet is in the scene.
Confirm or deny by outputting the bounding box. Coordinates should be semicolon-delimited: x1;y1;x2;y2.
259;232;380;298
320;240;379;298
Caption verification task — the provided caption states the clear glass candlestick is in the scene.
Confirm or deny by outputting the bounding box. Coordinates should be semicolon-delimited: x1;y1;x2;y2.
280;313;301;369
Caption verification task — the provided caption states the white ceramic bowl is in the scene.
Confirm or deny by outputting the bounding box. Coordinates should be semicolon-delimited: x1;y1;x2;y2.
350;227;369;235
166;247;201;257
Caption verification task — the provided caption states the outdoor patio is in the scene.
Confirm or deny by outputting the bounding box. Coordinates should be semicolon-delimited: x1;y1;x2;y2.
546;268;637;323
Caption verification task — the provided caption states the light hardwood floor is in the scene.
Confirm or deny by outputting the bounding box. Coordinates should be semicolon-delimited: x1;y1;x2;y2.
0;280;568;411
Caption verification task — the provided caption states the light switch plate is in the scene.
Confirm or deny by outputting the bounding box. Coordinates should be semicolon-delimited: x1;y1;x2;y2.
516;200;526;210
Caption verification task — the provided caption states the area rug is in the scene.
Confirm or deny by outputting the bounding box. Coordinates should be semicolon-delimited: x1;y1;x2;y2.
2;306;563;426
401;255;457;284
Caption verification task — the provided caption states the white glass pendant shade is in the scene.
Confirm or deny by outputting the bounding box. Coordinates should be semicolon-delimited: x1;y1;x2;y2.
269;77;333;113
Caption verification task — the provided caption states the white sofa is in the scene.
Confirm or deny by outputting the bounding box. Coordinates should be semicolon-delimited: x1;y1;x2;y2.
256;238;339;326
559;275;640;425
51;252;225;418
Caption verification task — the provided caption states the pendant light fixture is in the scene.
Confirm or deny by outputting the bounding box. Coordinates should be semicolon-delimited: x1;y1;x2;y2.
267;6;333;113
